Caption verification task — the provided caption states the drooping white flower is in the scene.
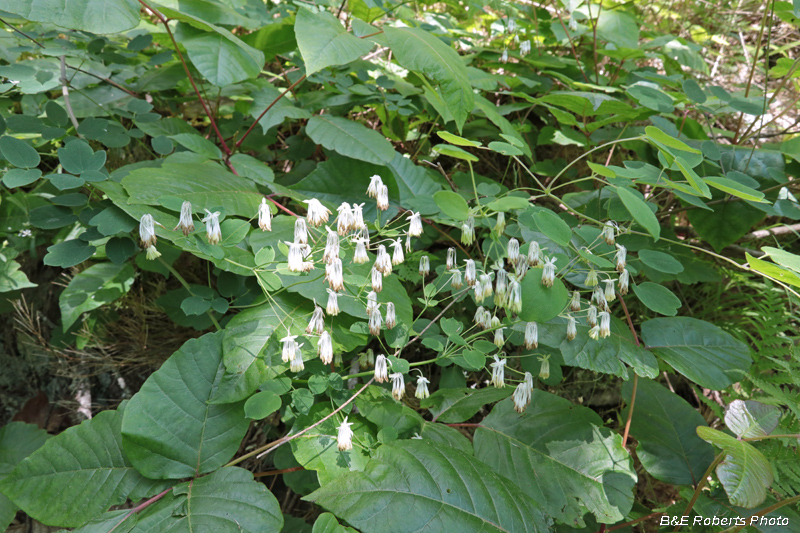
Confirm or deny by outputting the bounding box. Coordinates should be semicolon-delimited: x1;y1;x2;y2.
294;217;308;244
371;267;383;292
474;306;486;325
175;201;195;236
515;258;529;279
587;304;598;327
494;268;508;307
507;277;522;315
538;354;550;380
202;210;222;245
306;303;325;335
474;274;491;303
568;15;577;32
386;302;396;329
408;212;423;237
352;203;366;230
619;269;630;295
465;259;477;286
520;40;531;57
140;214;157;248
602;222;616;245
593;285;608;312
589;325;601;340
304;199;331;227
326;258;344;291
419;255;430;277
527;241;541;266
368;306;382;336
585;269;599;287
566;315;577;341
494;326;505;348
323;227;339;264
541;256;557;287
353;238;369;264
446;247;457;270
391;238;404;265
461;215;475;245
599;311;611;338
326;288;340;316
376;184;389;211
513;372;533;413
507;238;520;265
318;330;333;365
451;268;463;290
490;315;501;330
146;245;161;260
281;334;299;362
375;245;392;274
337;416;354;451
500;49;509;63
256;198;271;232
287;242;305;272
507;18;516;33
490;355;506;388
494;212;506;235
390;372;405;400
570;290;581;312
358;226;370;248
415;375;430;399
603;279;617;303
524;321;538;349
479;308;492;329
615;244;627;273
290;344;305;372
374;354;389;383
367;174;383;198
366;291;378;313
337;202;353;235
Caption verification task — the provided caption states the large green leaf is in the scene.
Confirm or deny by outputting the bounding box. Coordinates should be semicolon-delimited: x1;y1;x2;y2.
474;396;637;526
0;259;36;293
621;379;715;485
0;410;169;528
420;387;512;423
616;186;660;240
306;439;551;532
724;400;781;439
641;317;752;390
697;427;774;508
594;10;639;49
121;332;250;479
121;159;263;218
294;8;373;75
518;269;570;323
688;201;764;252
306;115;395;165
128;467;283;532
0;422;50;530
59;262;135;330
0;0;140;34
632;281;681;316
384;27;474;131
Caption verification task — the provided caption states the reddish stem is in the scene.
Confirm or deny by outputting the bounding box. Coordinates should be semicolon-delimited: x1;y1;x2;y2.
236;75;307;149
254;466;305;477
618;294;640;450
108;487;172;533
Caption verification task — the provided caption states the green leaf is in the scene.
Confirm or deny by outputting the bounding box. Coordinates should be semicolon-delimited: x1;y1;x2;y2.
0;422;49;530
697;427;774;508
632;282;681;316
121;160;263;218
616;186;661;240
475;396;636;526
57;140;106;174
724;400;781;439
89;206;137;236
44;240;96;268
533;209;572;246
641;317;752;390
644;126;700;154
355;386;423;437
131;467;283;532
307;116;394;165
674;157;712;198
682;79;707;103
169;133;222;159
485;196;529;212
729;97;766;116
594;10;639;49
249;84;311;134
313;512;357;533
746;253;800;287
121;332;250;479
244;391;282;420
294;8;372;75
519;268;569;322
627;85;674;113
172;21;264;87
0;136;40;168
688;201;764;252
420;387;512;423
59;262;135;330
0;0;140;34
0;410;168;528
437;131;481;147
306;439;551;532
29;205;76;230
621;378;715;485
433;190;470;220
2;168;41;188
432;143;479;162
0;259;37;293
705;176;766;202
384;26;474;131
638;249;684;274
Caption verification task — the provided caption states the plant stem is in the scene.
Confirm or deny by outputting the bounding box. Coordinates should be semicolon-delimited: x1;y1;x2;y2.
673;453;725;532
108;487;172;533
618;295;640;450
59;56;81;137
236;75;307;149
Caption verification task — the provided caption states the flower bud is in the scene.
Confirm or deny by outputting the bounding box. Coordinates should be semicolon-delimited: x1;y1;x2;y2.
175;201;195;236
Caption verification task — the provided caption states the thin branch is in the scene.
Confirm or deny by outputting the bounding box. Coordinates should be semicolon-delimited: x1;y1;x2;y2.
236;75;307;149
108;487;172;533
60;56;82;137
618;295;640;450
673;453;726;532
